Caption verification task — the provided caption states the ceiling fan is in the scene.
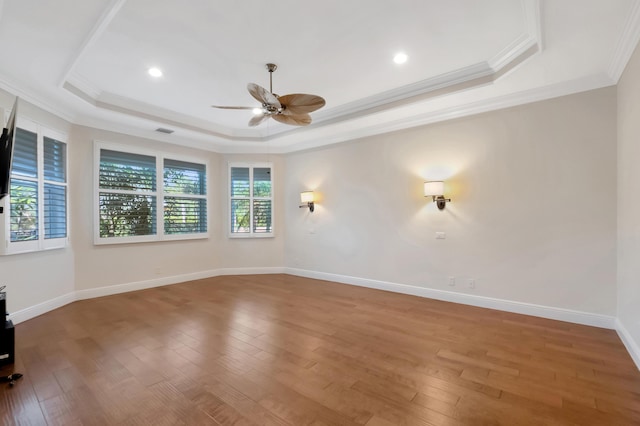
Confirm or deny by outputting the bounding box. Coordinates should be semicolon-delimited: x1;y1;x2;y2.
211;63;326;127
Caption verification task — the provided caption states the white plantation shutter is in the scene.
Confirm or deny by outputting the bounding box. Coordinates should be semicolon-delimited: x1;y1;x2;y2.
98;149;157;238
4;121;68;255
163;159;207;235
99;149;156;191
252;167;271;233
230;167;250;233
43;137;66;239
95;144;208;243
229;164;272;236
10;128;38;242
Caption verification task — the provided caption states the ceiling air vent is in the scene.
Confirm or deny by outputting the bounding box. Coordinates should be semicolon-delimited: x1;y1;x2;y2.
155;127;174;134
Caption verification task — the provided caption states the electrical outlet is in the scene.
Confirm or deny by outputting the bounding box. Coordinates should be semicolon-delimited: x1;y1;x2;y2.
436;232;446;239
468;279;476;289
448;277;455;287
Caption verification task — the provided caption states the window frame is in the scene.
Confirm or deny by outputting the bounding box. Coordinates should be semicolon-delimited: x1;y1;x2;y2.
93;141;209;245
0;117;69;256
228;162;274;239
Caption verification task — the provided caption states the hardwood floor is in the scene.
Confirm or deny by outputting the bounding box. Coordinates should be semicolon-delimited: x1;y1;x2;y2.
1;274;639;425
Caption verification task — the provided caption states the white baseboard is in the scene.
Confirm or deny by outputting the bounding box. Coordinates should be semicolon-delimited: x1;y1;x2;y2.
9;267;617;333
216;266;286;276
75;269;222;301
9;292;76;325
11;267;287;324
285;268;617;330
615;318;640;370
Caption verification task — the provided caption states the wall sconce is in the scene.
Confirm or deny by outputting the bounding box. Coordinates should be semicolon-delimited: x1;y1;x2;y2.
424;181;451;210
300;191;315;212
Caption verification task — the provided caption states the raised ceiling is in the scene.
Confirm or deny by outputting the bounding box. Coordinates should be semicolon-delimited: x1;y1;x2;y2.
0;0;638;153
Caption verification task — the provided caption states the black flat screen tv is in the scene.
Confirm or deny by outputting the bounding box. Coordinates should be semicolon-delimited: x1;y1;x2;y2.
0;97;18;201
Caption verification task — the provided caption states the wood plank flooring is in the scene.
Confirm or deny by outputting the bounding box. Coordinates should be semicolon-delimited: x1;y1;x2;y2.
1;274;639;425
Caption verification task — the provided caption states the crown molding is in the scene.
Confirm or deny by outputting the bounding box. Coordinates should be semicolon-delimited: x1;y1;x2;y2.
274;73;615;154
60;0;542;148
523;0;543;50
608;0;640;82
57;0;128;88
0;76;76;123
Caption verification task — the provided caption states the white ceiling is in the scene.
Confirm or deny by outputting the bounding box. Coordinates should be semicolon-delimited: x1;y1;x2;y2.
0;0;638;153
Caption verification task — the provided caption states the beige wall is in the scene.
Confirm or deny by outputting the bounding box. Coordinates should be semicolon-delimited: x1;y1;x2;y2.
0;85;621;323
70;127;285;291
284;87;618;314
0;93;284;314
0;94;75;313
617;42;640;354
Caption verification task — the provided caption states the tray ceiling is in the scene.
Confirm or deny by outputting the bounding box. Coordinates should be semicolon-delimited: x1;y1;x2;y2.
0;0;638;152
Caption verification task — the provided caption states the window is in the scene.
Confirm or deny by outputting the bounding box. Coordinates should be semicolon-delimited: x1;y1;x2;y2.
0;119;68;255
229;163;273;237
95;142;208;244
164;159;207;235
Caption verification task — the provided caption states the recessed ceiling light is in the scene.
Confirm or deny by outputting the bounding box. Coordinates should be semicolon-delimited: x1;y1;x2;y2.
252;108;263;115
393;52;408;65
148;67;163;77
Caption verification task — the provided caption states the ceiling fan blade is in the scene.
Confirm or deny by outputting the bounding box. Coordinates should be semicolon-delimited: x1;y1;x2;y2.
273;113;312;126
279;94;326;115
211;105;255;110
247;83;281;108
248;113;270;127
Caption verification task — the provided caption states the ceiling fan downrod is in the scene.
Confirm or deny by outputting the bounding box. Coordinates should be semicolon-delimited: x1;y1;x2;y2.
266;63;277;94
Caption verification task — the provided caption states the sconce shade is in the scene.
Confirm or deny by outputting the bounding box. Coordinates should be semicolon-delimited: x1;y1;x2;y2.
424;181;444;196
300;191;314;203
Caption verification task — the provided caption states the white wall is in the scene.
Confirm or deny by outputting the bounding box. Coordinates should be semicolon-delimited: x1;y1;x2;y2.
284;87;618;315
617;41;640;364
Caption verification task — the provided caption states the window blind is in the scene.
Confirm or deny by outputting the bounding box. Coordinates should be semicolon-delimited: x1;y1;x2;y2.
11;128;37;178
164;159;206;195
10;179;38;242
253;167;271;197
44;184;66;239
44;137;66;183
230;167;250;197
229;165;272;235
164;197;207;234
99;149;156;191
99;193;156;237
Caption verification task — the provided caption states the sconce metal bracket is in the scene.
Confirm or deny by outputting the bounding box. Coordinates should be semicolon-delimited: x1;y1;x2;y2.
299;202;315;212
433;196;451;210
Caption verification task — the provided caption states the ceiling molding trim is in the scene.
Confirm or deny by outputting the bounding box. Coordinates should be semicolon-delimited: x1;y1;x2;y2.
60;17;541;147
93;98;261;142
489;0;541;70
62;81;263;142
63;82;97;106
273;74;616;155
57;0;128;88
607;0;640;82
267;42;540;144
73;115;234;153
66;73;616;156
312;62;494;125
522;0;543;51
66;74;101;100
487;34;537;72
0;77;76;123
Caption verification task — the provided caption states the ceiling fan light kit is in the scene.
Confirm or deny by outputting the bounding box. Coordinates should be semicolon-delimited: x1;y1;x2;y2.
212;63;326;127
